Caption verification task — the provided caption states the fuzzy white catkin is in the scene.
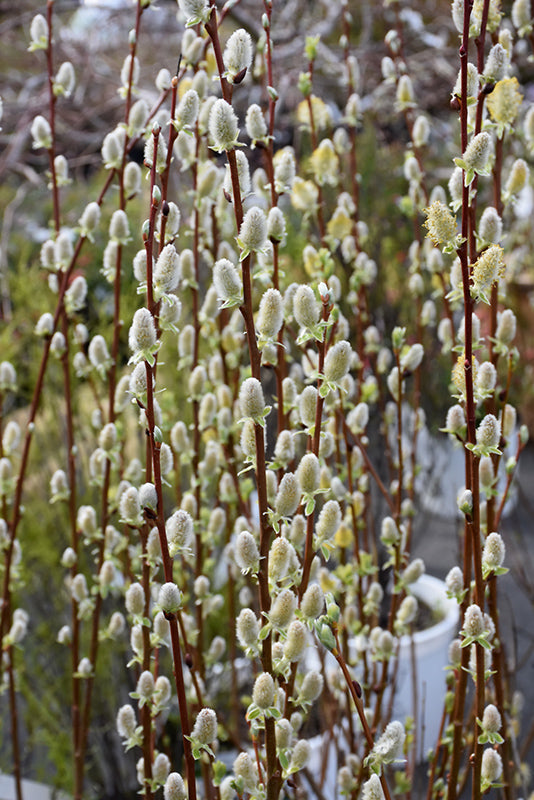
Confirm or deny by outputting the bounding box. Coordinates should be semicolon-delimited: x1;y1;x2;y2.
246;103;268;142
109;209;130;244
482;532;505;570
270;588;296;628
129;308;157;354
153;753;171;785
284;620;307;661
445;566;464;596
289;739;311;772
315;500;341;541
476;414;501;448
275;473;301;517
479;206;503;243
176;89;199;129
252;672;275;709
164;773;186;800
192;708;217;744
301;583;324;619
117;704;137;738
166;509;194;555
464;604;485;637
235;530;259;571
107;613;125;642
236;608;259;648
293;285;320;328
239;206;267;254
233;753;258;793
496;309;516;345
209;99;239;151
239;377;265;419
397;595;417;625
299;670;323;703
482;704;502;735
268;537;293;582
373;721;406;763
136;670;154;700
158;582;181;615
274;430;294;464
257;288;284;338
213;258;241;301
324;340;352;383
154;244;181;294
297;453;320;495
224;29;253;78
362;774;385;800
502;403;516;440
481;748;503;782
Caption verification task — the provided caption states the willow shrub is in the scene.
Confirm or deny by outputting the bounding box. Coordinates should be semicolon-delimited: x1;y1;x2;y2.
0;0;532;799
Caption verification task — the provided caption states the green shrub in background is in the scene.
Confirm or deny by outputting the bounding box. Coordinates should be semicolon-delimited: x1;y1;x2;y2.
0;0;533;799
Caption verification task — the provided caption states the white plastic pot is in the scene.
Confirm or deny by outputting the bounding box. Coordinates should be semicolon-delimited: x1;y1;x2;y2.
305;575;459;795
0;775;70;800
392;573;459;759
